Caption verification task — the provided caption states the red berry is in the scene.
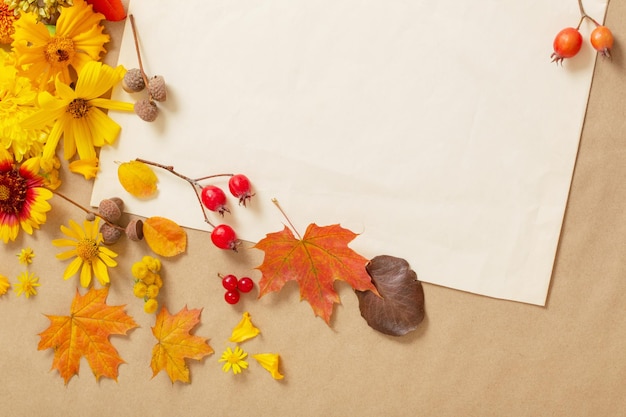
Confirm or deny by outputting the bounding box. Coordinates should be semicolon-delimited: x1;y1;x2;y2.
211;224;238;250
590;25;614;58
228;174;254;206
201;185;229;215
225;289;240;305
237;277;254;293
222;274;239;291
551;27;583;64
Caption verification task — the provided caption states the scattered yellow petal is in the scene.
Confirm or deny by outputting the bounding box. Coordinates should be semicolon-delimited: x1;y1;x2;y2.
69;157;99;180
253;353;284;380
118;160;158;198
17;247;35;265
229;312;261;343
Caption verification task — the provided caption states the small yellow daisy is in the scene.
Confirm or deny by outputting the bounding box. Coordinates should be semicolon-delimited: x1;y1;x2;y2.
16;247;34;265
219;346;249;375
0;274;11;295
14;271;39;298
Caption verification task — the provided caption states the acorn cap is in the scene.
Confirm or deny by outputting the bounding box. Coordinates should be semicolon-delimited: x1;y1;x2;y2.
148;75;167;102
122;68;146;93
98;198;122;222
134;98;159;122
125;219;144;241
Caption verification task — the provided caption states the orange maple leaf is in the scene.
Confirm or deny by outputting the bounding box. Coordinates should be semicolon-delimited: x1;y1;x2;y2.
254;224;379;324
150;306;213;384
38;287;138;385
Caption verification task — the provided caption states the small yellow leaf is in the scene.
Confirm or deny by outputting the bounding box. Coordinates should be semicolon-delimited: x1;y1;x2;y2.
143;216;187;257
118;160;158;198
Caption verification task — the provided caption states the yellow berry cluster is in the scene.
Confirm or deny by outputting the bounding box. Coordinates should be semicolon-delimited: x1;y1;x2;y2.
131;256;163;314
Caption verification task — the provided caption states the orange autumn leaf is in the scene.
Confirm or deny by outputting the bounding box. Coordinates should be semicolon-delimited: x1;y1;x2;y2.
38;287;138;385
118;160;158;198
150;306;213;384
143;216;187;257
254;224;379;325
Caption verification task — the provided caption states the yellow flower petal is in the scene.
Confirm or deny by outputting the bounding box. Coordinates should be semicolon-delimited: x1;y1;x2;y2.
63;256;84;280
69;157;99;180
229;312;261;343
252;353;284;380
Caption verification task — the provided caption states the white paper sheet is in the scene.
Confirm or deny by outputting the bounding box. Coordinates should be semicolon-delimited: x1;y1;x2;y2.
92;0;607;305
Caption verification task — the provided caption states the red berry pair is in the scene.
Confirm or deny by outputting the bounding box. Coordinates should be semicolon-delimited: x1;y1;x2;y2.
551;24;614;64
202;174;254;251
200;174;254;215
221;274;254;305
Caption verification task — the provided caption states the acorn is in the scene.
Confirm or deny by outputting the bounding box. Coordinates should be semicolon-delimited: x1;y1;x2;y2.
98;198;122;222
148;75;167;102
125;219;144;241
108;197;125;213
85;212;96;221
122;68;146;93
134;98;159;122
100;223;122;245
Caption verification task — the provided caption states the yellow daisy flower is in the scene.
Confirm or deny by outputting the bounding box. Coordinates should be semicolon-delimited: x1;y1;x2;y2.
11;0;108;90
14;271;40;298
22;61;135;162
52;217;118;287
0;2;17;44
0;49;49;162
17;247;35;265
0;274;10;295
219;346;249;375
0;150;53;243
229;312;261;343
252;353;284;380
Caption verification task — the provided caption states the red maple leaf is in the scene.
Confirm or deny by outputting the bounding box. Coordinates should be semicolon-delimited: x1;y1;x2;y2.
254;223;379;324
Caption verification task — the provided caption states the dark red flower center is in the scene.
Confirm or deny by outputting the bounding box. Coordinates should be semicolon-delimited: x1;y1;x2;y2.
0;169;28;216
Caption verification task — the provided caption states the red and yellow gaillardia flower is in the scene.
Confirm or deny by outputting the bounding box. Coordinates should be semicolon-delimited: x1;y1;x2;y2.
0;151;53;243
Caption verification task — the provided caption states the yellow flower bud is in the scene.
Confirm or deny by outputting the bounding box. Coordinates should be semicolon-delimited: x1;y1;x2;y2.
131;261;148;279
146;284;159;299
133;281;148;298
144;298;158;314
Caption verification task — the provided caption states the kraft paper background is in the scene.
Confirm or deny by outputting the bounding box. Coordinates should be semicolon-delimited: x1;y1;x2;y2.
1;1;626;416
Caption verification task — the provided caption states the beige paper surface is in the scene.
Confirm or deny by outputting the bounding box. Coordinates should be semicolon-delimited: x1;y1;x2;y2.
4;1;626;416
92;0;607;305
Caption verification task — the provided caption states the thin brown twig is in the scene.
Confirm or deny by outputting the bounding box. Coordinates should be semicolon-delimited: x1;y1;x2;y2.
271;198;302;240
135;158;217;228
52;190;124;231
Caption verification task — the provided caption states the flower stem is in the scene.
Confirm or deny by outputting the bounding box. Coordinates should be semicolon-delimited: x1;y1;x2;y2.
51;190;124;231
135;158;217;228
271;198;302;240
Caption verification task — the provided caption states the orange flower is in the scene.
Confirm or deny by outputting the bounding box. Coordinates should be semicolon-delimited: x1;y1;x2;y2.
0;3;17;45
11;0;109;90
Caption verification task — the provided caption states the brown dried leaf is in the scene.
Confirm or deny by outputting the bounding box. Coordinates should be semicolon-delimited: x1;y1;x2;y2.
356;255;425;336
